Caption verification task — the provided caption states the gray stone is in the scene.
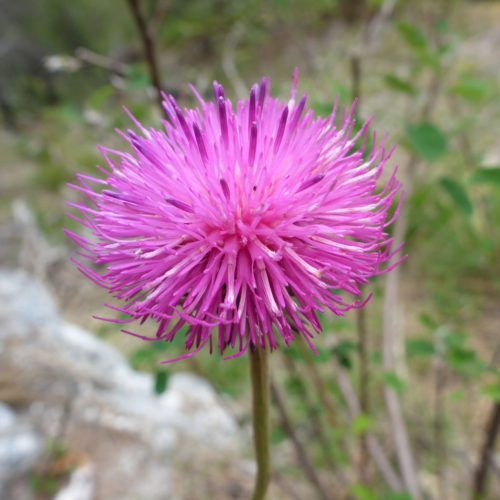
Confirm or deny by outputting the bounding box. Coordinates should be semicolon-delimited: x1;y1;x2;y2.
0;269;242;499
54;463;96;500
0;403;16;433
0;403;42;497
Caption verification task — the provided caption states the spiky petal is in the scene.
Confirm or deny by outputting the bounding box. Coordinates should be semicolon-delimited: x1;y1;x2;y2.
66;75;402;362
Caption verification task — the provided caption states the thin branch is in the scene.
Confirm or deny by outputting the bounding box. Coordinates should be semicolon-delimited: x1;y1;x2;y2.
270;380;332;500
471;402;500;500
126;0;164;112
281;353;338;472
334;360;404;491
75;47;128;76
296;341;341;429
148;0;170;38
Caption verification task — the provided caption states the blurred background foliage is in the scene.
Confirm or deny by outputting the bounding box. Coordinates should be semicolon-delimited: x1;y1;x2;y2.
1;0;500;498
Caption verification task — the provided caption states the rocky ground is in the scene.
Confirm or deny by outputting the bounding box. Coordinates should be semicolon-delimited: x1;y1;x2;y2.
0;266;248;500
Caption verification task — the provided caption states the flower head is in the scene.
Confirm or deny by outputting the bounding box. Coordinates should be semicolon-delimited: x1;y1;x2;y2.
66;72;402;362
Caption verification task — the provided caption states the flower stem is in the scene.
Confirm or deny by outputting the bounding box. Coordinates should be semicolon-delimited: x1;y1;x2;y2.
250;346;270;500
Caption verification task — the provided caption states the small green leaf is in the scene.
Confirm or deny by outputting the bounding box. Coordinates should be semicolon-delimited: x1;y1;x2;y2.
439;177;473;216
406;122;447;163
446;345;485;375
419;313;438;331
271;426;287;444
384;74;416;94
350;484;377;500
285;375;306;395
351;414;374;435
331;340;357;370
470;168;500;186
406;338;435;357
383;372;406;394
127;64;150;91
154;371;169;395
450;79;490;103
397;21;427;49
315;345;330;363
481;383;500;402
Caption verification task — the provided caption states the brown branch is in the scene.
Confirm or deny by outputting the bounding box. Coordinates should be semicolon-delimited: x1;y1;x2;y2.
334;359;403;491
471;402;500;500
148;0;170;37
270;380;332;500
75;47;128;76
281;353;338;472
296;340;341;430
126;0;164;112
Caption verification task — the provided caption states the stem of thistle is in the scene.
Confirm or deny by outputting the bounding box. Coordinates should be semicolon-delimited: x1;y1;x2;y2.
250;346;271;500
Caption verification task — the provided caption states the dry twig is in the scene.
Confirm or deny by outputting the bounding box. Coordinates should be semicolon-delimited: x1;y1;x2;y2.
126;0;164;111
271;380;332;500
471;402;500;500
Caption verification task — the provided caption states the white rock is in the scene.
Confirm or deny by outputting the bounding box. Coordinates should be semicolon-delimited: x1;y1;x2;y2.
54;463;95;500
0;269;242;499
0;403;42;495
0;404;16;433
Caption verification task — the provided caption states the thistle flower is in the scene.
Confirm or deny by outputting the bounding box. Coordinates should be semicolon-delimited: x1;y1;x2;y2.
66;73;402;362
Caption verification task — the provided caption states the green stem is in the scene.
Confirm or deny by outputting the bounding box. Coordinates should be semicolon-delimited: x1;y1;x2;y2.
250;346;271;500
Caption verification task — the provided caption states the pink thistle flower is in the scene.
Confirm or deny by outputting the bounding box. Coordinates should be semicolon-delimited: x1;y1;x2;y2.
66;73;402;363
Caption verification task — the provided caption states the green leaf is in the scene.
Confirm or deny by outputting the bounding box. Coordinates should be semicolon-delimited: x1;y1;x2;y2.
383;372;406;394
331;340;357;370
384;74;416;94
127;64;150;91
450;79;490;103
350;484;377;500
397;21;427;49
446;345;485;375
351;414;374;435
439;177;473;216
315;345;330;363
154;371;169;395
406;338;435;357
470;168;500;186
285;375;306;395
271;426;287;444
481;383;500;402
406;122;447;163
419;313;438;331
